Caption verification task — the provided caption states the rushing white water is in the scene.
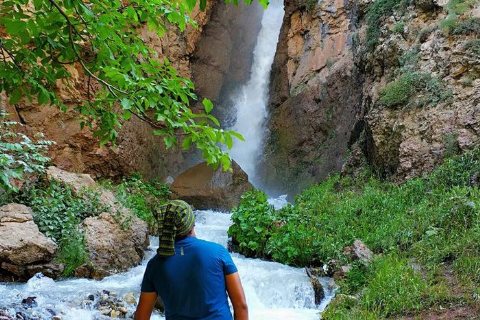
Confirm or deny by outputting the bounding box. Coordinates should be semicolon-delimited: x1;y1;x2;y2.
228;0;284;186
0;207;336;320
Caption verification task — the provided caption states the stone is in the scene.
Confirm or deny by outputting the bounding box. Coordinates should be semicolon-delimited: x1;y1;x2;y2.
81;212;149;279
170;161;253;211
343;239;374;263
0;204;57;280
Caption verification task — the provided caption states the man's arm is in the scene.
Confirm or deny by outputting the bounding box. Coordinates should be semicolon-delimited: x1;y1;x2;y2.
225;272;248;320
134;292;158;320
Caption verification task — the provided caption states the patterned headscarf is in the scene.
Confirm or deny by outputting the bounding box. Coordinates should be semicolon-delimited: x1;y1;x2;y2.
156;200;195;257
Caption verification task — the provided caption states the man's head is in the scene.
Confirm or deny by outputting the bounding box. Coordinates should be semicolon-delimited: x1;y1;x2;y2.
157;199;195;257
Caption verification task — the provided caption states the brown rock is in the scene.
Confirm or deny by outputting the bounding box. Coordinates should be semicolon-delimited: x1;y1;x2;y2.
82;212;149;279
170;161;253;211
342;239;374;263
0;204;57;266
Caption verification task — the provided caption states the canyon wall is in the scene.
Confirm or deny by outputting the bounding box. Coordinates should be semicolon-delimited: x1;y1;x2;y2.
260;0;363;195
262;0;480;195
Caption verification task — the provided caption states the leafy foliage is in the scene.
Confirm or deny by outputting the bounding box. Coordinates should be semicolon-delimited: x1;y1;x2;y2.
12;180;107;241
228;189;276;257
102;172;171;232
0;111;55;192
56;228;87;277
365;0;409;51
378;71;452;109
0;0;252;170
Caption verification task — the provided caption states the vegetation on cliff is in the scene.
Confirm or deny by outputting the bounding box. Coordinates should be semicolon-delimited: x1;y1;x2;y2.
228;148;480;318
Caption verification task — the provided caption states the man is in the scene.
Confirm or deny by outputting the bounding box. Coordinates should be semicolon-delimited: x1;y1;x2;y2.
134;199;248;320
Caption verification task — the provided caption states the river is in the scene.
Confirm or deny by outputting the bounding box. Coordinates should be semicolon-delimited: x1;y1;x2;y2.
0;203;335;320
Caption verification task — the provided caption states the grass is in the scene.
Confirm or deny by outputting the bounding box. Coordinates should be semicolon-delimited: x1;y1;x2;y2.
229;148;480;318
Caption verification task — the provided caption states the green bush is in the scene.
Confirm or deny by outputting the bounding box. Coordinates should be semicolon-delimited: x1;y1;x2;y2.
103;172;171;232
56;228;88;277
365;0;409;51
13;180;107;241
378;71;451;108
228;189;276;257
453;17;480;35
0;112;55;192
378;71;417;107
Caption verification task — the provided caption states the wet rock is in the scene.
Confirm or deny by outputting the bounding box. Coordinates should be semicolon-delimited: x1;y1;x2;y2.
81;212;148;279
305;268;325;305
21;297;37;308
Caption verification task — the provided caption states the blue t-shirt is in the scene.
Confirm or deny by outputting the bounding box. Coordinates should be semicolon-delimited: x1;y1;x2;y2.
141;237;238;320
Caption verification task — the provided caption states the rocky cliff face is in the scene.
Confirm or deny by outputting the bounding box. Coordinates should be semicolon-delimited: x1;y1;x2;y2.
357;0;480;180
263;0;480;195
261;0;363;195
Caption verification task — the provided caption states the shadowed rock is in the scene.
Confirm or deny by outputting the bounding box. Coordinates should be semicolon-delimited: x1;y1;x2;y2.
170;161;253;211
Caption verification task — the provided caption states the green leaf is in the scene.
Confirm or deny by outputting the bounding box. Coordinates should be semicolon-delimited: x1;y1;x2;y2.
5;20;27;36
225;133;233;149
122;110;132;120
38;90;50;105
186;0;197;10
182;136;192;150
8;88;22;105
229;130;245;141
121;98;132;110
33;0;44;10
202;98;213;114
200;0;207;10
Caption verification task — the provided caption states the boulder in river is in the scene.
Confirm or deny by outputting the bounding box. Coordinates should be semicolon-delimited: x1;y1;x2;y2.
170;160;253;211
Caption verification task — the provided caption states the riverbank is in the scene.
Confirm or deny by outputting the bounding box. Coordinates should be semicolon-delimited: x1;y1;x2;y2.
228;148;480;319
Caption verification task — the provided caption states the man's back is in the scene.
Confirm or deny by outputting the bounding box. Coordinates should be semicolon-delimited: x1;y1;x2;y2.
141;237;238;320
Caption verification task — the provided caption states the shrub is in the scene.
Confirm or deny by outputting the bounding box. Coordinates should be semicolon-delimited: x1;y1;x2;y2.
453;17;480;35
228;189;276;257
0;112;55;192
365;0;409;51
107;173;171;232
463;39;480;54
56;228;88;277
13;180;107;241
440;15;459;35
392;22;405;34
378;71;451;108
378;71;417;107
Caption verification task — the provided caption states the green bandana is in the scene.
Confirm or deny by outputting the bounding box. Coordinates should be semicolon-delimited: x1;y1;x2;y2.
156;200;195;257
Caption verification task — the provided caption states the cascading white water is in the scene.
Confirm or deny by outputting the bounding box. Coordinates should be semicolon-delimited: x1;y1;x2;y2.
0;206;336;320
228;0;284;186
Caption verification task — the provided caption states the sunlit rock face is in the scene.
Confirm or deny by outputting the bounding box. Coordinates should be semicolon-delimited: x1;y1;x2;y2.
261;0;363;196
0;203;60;281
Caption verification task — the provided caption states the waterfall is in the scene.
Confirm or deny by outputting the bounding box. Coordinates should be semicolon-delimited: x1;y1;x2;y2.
228;0;284;186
